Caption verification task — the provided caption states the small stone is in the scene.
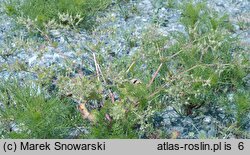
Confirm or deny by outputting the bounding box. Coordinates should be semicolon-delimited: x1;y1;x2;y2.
59;37;65;43
217;107;224;113
218;114;225;119
207;125;216;138
227;93;234;102
165;106;174;111
50;30;61;38
63;52;76;59
0;102;4;110
10;123;21;133
199;106;209;114
203;116;212;124
66;127;88;139
226;133;237;139
233;24;240;31
113;92;119;100
243;74;250;87
183;117;193;126
28;55;37;66
153;113;164;127
165;109;180;123
163;117;171;126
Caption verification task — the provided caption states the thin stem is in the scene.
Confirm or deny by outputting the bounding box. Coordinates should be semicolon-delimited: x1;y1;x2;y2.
93;53;100;81
126;61;135;73
147;63;163;87
148;63;232;99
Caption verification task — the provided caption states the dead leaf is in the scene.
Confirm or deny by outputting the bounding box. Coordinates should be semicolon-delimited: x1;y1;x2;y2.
78;103;95;122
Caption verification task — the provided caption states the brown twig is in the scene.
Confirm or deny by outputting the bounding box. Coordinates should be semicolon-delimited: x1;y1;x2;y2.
147;63;163;87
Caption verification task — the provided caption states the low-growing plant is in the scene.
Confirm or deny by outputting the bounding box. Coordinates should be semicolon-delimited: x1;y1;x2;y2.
1;0;249;139
56;59;159;138
235;92;250;128
109;1;249;119
5;0;112;30
0;81;84;138
78;1;249;137
166;0;176;8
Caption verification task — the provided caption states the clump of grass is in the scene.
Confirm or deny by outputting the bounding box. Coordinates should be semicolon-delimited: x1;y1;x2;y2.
180;1;234;38
5;0;112;29
166;0;177;8
0;81;84;138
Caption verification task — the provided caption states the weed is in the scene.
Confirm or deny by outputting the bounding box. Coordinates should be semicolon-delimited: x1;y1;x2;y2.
166;0;176;9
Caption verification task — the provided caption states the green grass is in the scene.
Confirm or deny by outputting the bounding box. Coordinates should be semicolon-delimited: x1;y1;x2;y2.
5;0;112;29
235;92;250;128
0;81;84;138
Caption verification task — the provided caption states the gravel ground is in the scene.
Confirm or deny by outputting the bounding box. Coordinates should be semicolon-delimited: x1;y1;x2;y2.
0;0;249;138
